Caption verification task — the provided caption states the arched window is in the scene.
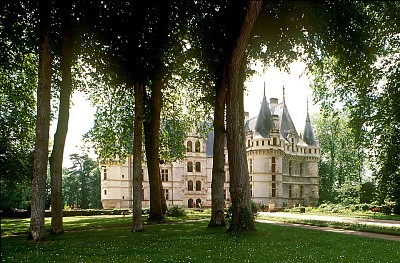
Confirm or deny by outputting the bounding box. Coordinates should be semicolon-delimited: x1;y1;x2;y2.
195;161;201;172
195;140;201;152
196;198;201;207
188;198;194;208
188;180;193;191
196;180;201;191
187;161;193;172
187;141;193;152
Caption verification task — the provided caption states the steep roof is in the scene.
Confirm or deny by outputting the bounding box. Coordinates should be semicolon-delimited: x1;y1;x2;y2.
270;102;299;142
254;93;275;138
301;112;317;146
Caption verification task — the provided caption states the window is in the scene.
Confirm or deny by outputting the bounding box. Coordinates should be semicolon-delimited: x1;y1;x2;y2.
249;159;253;173
122;174;124;179
104;190;107;195
309;149;312;154
300;185;303;198
271;157;276;173
262;140;264;146
187;161;193;172
256;141;259;146
289;161;292;175
247;140;250;147
187;141;193;152
164;189;169;200
300;163;303;176
195;162;201;172
102;166;107;180
188;180;193;191
272;183;276;197
161;169;169;182
273;137;277;146
195;140;200;152
196;180;201;191
122;196;125;200
315;149;317;154
291;138;295;152
188;198;194;208
289;185;292;198
250;184;253;197
272;174;276;181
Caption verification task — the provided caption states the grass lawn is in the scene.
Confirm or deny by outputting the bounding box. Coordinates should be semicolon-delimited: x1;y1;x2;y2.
1;216;399;262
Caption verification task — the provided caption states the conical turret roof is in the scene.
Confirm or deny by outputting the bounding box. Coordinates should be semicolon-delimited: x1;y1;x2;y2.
254;84;275;138
301;99;317;146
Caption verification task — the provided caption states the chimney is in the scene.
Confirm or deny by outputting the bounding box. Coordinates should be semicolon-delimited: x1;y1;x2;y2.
270;98;278;108
244;111;249;123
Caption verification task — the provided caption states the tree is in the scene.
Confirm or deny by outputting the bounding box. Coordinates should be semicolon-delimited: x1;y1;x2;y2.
28;0;52;242
49;0;75;234
63;154;99;209
314;110;366;205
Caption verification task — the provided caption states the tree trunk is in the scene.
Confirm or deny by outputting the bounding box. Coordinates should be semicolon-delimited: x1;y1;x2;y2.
49;0;73;234
28;0;52;242
132;82;144;232
144;80;165;222
226;0;262;232
208;75;227;228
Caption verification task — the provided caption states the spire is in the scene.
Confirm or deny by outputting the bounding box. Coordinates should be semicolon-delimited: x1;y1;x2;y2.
263;81;266;97
282;85;286;105
301;98;317;146
255;83;274;138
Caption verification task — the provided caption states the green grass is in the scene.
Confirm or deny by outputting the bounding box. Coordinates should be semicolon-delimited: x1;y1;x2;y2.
1;219;399;262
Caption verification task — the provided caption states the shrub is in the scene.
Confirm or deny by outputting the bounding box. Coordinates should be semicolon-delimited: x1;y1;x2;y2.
168;206;187;217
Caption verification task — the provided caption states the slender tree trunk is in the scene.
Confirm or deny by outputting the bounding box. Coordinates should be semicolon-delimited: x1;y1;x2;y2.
144;80;165;222
226;0;262;232
208;75;227;228
132;82;144;232
49;0;73;234
28;0;52;242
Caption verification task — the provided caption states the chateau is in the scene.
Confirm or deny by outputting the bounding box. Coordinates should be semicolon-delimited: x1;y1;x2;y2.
100;87;320;209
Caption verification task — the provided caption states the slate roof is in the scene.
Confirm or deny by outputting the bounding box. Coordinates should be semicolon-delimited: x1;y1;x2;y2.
254;94;275;138
301;112;317;146
270;102;299;142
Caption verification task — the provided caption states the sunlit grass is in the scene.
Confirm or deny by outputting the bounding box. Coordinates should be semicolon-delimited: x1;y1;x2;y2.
1;220;399;262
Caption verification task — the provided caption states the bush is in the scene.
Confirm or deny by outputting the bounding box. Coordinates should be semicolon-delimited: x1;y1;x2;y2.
167;206;187;217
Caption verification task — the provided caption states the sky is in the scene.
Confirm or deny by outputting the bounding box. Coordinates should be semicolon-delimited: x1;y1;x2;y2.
54;61;319;168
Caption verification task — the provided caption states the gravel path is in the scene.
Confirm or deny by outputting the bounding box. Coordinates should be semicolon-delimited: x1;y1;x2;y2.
257;212;400;242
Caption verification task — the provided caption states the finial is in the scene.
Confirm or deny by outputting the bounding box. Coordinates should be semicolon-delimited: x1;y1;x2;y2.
282;85;286;104
306;96;310;121
307;97;309;113
263;81;266;97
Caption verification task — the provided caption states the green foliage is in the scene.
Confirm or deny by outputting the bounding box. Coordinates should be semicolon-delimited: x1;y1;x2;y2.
167;206;187;217
62;154;101;209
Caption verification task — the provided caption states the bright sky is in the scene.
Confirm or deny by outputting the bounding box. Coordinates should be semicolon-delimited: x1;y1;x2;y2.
54;61;319;168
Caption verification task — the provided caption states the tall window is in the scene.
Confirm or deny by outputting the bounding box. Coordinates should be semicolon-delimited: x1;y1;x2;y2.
102;166;107;180
273;137;277;146
195;161;201;172
195;140;200;152
272;183;276;197
104;190;107;195
291;138;295;152
161;169;169;182
187;141;193;152
187;161;193;172
188;180;193;191
300;185;303;198
272;174;276;181
271;157;276;173
249;159;253;173
289;185;292;198
300;163;303;176
164;189;169;200
196;180;201;191
289;161;292;175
